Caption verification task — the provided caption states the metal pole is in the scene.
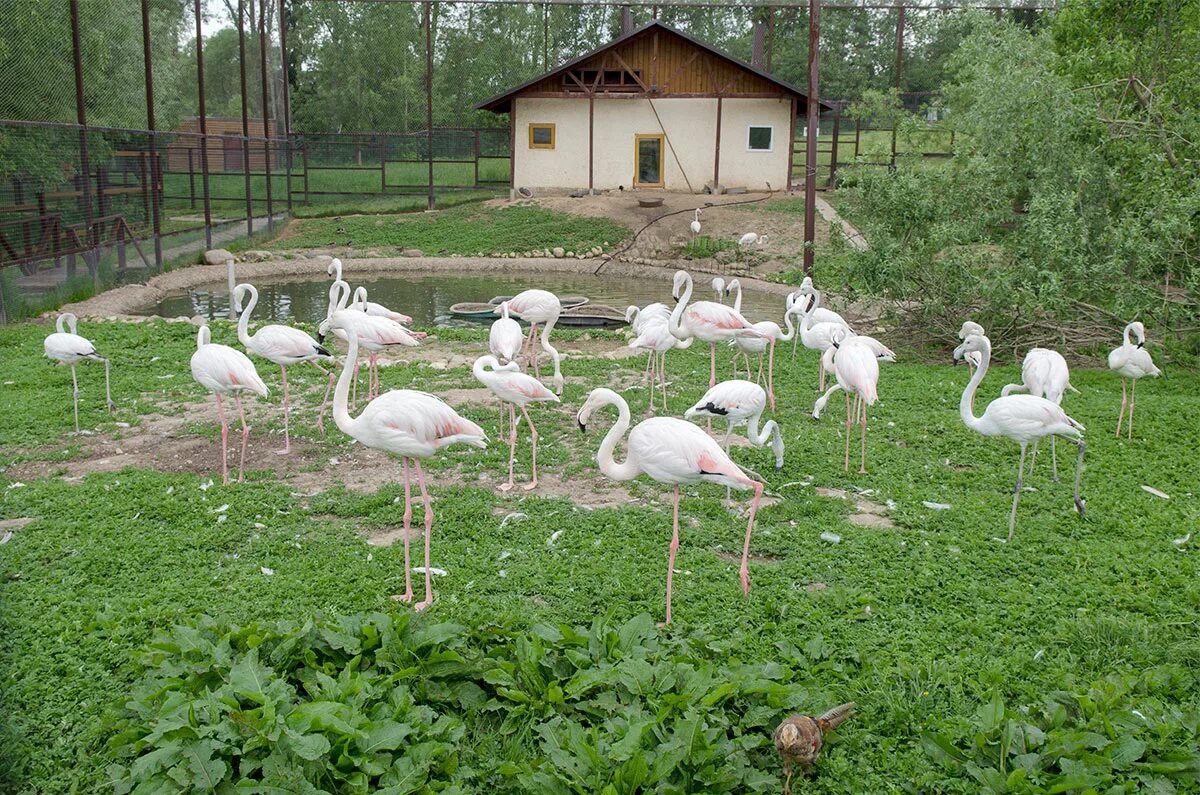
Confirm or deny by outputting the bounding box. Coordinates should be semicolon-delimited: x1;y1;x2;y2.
194;0;212;248
802;0;819;277
892;4;904;168
424;0;435;210
141;0;163;270
258;0;274;228
238;0;253;237
828;103;840;187
69;0;98;289
279;0;293;210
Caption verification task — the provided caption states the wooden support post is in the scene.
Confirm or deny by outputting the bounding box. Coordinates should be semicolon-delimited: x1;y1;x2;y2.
891;4;904;168
473;129;480;186
424;0;435;210
194;0;213;248
238;0;253;237
802;0;820;277
588;95;594;192
828;103;840;187
70;0;98;288
258;0;274;229
712;97;723;190
279;0;293;211
188;148;196;209
141;0;162;269
302;145;309;204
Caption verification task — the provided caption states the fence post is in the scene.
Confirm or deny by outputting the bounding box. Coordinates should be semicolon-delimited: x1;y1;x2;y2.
302;144;309;205
891;4;905;169
473;130;480;187
802;0;820;278
188;148;196;209
258;6;274;229
69;0;99;289
279;0;294;211
141;0;162;270
238;0;253;238
424;0;435;210
828;103;840;187
194;0;213;248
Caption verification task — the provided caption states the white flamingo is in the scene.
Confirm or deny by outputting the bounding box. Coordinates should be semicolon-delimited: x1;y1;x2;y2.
473;355;559;491
954;333;1085;542
711;276;726;303
327;310;487;611
690;208;702;238
725;278;744;313
499;289;563;396
685;380;784;471
789;278;848;360
795;285;849;391
731;307;797;411
190;325;269;485
351;286;413;325
1108;321;1161;438
629;316;689;413
578;388;764;625
489;301;524;365
233;282;335;453
1000;347;1079;481
668;270;765;404
957;320;985;370
319;280;419;405
829;328;880;474
43;312;113;432
738;232;769;248
811;328;895;420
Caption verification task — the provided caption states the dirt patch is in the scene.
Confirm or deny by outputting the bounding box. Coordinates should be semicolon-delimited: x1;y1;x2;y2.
0;517;36;531
814;486;897;529
804;581;828;592
848;513;896;529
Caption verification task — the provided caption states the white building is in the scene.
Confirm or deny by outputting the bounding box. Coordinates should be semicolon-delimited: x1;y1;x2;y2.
478;21;828;194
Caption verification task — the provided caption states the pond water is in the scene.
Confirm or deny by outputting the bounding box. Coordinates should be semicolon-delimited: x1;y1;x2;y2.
146;271;788;328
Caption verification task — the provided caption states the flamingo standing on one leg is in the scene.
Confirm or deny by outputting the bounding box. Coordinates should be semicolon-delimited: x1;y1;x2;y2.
1108;321;1161;439
473;355;559;491
685;380;784;471
43;312;114;432
327;310;487;611
490;301;526;435
954;333;1085;542
1000;347;1079;481
668;270;765;413
233;282;334;452
499;289;563;396
190;325;269;485
578;387;764;625
830;328;880;474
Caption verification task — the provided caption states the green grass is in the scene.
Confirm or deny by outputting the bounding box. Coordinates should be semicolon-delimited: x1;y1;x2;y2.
679;234;737;259
271;203;631;256
1;316;1199;792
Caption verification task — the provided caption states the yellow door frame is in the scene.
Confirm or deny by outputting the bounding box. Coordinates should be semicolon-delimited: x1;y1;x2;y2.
634;134;665;187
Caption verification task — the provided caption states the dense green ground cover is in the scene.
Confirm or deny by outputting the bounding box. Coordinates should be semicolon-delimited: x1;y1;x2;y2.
1;317;1198;792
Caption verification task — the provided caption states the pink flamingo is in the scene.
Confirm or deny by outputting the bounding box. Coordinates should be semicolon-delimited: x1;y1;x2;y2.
327;259;413;325
668;270;767;407
811;330;895;420
43;312;114;432
498;289;563;395
578;387;764;625
626;302;673;407
629;317;688;413
190;324;269;485
796;284;853;392
327;309;487;611
685;379;784;471
790;277;849;360
319;280;419;405
473;355;559;491
234;282;334;452
826;327;880;474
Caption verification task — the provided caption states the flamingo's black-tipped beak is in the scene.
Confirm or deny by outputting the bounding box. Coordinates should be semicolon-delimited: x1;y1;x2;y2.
1137;342;1145;348
577;419;587;433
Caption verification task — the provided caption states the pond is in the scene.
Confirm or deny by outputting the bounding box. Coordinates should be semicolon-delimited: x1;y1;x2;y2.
144;271;789;328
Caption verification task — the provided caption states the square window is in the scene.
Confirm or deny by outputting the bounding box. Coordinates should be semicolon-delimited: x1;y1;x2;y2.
528;123;555;149
747;125;773;152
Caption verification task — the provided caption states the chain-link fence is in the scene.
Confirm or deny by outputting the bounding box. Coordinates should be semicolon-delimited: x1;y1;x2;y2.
0;0;1056;322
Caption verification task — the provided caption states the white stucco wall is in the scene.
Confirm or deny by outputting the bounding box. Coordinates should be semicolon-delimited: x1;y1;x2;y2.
512;96;792;193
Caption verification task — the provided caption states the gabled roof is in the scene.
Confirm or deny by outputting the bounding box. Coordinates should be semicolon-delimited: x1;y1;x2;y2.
476;20;832;113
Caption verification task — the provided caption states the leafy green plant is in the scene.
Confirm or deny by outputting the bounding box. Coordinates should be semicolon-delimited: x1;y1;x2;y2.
679;235;736;259
922;669;1200;794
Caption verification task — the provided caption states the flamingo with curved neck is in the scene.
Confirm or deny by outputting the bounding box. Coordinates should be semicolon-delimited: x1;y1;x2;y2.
43;312;114;432
954;333;1086;542
328;310;486;610
1108;321;1160;438
578;387;763;625
669;270;763;400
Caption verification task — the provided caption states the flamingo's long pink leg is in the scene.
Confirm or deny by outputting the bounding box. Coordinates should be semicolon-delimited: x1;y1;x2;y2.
859;394;868;474
368;353;379;400
521;404;540;490
397;457;414;601
235;395;250;483
843;392;853;472
70;364;80;432
819;357;827;392
312;361;335;439
660;486;681;627
738;481;763;596
709;343;717;387
215;393;229;485
646;351;657;413
102;358;114;413
413;459;435;611
766;339;776;411
1115;378;1127;437
1128;378;1137;439
277;365;291;454
500;403;517;492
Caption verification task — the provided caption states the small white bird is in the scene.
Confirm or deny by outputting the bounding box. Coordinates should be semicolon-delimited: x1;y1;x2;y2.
1000;347;1079;481
690;208;702;238
685;380;784;471
234;282;334;453
711;276;726;304
43;312;114;432
473;355;559;491
738;232;769;248
190;324;269;485
1108;321;1161;439
954;333;1085;542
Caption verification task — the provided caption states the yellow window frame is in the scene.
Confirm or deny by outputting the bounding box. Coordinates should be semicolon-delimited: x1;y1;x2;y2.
528;123;556;149
634;134;665;187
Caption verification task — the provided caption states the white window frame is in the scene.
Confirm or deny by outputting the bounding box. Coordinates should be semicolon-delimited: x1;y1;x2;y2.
746;125;774;153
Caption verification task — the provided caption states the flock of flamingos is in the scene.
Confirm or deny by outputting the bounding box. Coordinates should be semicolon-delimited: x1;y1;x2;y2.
42;259;1162;621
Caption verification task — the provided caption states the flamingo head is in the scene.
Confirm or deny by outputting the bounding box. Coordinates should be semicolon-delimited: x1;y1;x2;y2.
672;270;689;302
327;257;342;278
829;326;852;350
1130;321;1147;347
624;305;639;324
958;320;985;340
576;387;616;433
953;333;989;365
